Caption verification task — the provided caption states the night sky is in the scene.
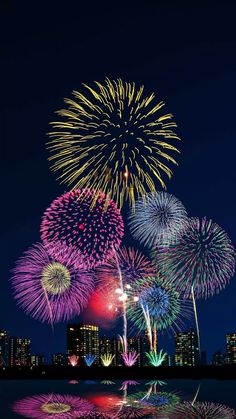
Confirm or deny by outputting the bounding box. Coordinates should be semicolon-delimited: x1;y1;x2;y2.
1;1;236;363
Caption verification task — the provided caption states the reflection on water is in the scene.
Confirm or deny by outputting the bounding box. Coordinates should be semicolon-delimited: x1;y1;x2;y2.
0;379;235;418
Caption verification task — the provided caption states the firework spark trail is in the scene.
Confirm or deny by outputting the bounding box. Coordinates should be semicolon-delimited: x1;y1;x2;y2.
113;247;128;354
47;78;181;208
191;286;201;358
191;384;201;406
141;303;153;351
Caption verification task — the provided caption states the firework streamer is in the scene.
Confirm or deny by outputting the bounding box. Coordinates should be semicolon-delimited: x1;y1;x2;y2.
47;78;181;208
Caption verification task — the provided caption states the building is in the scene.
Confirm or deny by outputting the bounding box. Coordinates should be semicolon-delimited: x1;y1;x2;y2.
67;324;99;365
67;324;80;356
0;330;9;366
10;337;31;366
175;330;199;366
201;350;207;366
31;354;45;366
51;353;67;366
212;350;225;366
226;333;236;364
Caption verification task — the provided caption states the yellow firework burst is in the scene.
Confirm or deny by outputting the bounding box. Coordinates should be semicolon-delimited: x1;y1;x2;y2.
41;262;71;295
48;78;181;208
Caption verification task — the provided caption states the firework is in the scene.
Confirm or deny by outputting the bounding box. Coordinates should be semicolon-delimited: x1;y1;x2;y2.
157;217;235;356
11;243;94;324
157;217;235;299
100;381;115;385
172;401;236;418
121;351;139;367
85;281;122;324
145;349;167;367
47;78;181;208
100;353;114;367
88;394;122;416
68;355;79;367
79;413;112;419
127;276;187;340
115;402;154;419
85;354;96;366
120;381;140;390
129;191;188;247
97;246;156;284
41;189;124;268
12;393;94;418
133;391;180;409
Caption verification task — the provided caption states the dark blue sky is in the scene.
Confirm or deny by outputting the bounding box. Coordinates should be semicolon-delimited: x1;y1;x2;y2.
1;1;236;362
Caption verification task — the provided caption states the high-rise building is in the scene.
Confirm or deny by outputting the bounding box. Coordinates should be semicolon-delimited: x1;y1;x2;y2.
67;324;99;365
0;330;9;366
51;353;67;366
201;350;207;366
226;333;236;364
175;330;199;366
67;324;80;356
212;350;225;366
31;354;45;366
10;337;31;366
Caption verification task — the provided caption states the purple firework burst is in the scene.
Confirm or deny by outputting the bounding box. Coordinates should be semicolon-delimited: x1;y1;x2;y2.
172;401;236;418
12;393;94;418
78;412;112;419
41;189;124;268
11;242;94;323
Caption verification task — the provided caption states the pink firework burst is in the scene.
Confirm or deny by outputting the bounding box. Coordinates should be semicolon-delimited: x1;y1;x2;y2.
121;351;139;367
12;393;94;418
97;246;156;284
40;189;124;268
11;242;94;324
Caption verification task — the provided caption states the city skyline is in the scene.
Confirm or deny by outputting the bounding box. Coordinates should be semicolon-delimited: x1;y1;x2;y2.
1;325;236;367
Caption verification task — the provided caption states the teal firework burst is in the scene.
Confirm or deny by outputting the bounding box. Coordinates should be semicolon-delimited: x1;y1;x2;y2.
127;276;186;333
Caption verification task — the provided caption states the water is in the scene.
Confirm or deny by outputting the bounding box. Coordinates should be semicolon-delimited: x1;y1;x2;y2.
1;379;236;417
